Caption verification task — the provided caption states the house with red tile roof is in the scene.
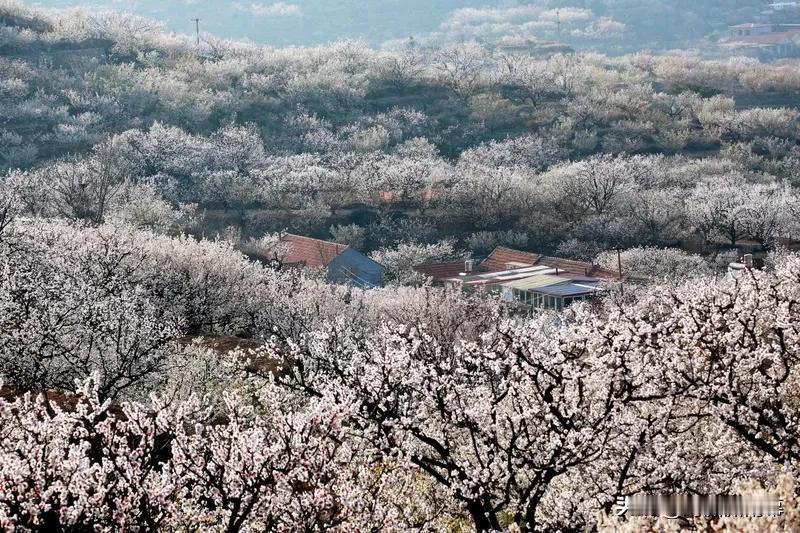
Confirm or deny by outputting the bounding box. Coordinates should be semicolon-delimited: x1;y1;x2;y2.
415;246;620;284
484;247;621;279
280;234;384;288
413;246;621;311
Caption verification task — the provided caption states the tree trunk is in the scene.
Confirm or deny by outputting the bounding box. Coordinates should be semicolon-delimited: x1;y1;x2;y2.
465;500;501;532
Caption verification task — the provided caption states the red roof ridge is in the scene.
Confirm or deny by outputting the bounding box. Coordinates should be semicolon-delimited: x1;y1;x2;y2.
481;246;542;272
280;233;349;268
484;247;622;279
283;233;349;250
413;246;624;282
537;254;595;267
725;31;800;45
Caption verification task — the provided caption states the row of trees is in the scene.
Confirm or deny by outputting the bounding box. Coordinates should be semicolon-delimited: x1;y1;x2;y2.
4;2;800;172
2;213;800;530
5;3;800;263
5;124;800;259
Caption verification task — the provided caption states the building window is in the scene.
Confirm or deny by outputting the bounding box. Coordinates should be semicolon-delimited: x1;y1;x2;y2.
512;289;530;305
541;295;562;310
513;289;533;306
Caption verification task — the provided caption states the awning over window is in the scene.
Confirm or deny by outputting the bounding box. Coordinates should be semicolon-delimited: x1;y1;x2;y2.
534;283;600;297
500;274;566;290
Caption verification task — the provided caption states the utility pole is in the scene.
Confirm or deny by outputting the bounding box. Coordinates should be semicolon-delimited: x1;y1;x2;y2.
192;18;201;47
556;9;561;39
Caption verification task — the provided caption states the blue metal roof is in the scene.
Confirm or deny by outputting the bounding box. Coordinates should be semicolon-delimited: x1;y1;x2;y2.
533;283;600;297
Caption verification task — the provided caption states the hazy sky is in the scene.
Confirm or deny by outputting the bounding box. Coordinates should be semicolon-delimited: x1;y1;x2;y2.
26;1;767;52
29;0;499;46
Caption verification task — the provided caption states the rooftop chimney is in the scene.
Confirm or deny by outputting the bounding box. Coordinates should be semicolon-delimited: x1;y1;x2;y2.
464;259;474;273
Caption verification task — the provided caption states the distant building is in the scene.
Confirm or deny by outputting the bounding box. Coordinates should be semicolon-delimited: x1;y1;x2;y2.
767;2;800;12
414;246;619;311
280;234;384;289
722;23;800;59
494;38;573;57
729;23;773;38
